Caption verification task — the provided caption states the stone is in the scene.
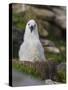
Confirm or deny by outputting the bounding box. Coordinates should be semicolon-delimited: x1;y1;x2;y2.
53;7;66;29
39;29;48;38
38;23;48;38
44;46;60;53
33;7;55;20
57;62;66;72
56;62;66;83
45;79;59;85
40;39;55;47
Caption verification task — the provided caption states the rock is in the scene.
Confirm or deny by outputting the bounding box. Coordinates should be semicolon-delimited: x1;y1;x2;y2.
57;62;66;72
60;46;65;52
45;79;59;84
49;23;62;38
32;7;55;19
12;4;30;13
55;16;66;29
38;19;62;39
44;46;60;53
38;23;48;37
39;29;48;38
56;62;66;82
40;39;55;47
46;60;58;80
39;20;50;30
53;7;66;29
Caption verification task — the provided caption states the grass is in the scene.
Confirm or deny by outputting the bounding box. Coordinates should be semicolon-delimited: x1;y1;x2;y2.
57;70;66;83
46;52;65;63
12;60;41;79
12;60;66;83
46;31;66;63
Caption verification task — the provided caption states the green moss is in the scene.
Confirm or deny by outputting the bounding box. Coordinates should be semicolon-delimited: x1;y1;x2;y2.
46;52;65;63
12;61;40;79
16;22;26;29
57;70;66;83
12;12;26;30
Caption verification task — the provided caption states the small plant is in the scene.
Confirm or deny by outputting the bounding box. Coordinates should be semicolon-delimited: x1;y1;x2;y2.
12;60;41;78
57;70;66;83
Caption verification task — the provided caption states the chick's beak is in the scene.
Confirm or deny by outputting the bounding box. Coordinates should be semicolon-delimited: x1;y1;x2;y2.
30;26;34;32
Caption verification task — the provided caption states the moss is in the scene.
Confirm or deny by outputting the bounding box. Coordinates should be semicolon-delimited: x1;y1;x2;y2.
16;22;26;29
12;61;41;79
12;12;26;30
57;70;66;83
46;52;65;63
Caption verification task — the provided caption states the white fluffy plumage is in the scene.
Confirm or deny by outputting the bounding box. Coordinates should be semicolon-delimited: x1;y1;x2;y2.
19;19;46;62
